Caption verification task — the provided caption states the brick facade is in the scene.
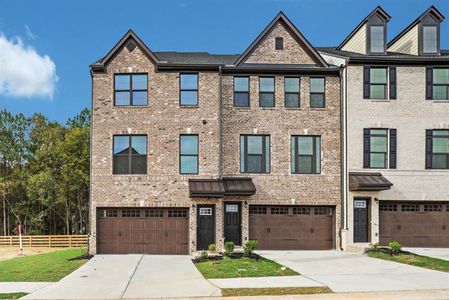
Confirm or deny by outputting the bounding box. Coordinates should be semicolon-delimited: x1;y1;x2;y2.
90;14;342;254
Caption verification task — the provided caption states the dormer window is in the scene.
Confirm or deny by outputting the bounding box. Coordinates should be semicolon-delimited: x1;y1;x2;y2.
423;25;437;54
275;37;283;50
369;26;385;53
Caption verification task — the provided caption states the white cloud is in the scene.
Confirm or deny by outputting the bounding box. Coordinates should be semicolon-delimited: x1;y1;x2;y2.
24;25;37;40
0;33;58;99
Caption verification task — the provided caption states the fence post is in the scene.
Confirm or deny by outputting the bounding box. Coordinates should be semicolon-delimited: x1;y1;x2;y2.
10;236;12;246
49;236;52;247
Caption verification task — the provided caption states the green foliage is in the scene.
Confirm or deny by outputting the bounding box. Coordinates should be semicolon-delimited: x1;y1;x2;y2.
369;242;380;252
207;243;216;252
197;250;208;260
243;240;258;257
194;257;299;279
223;241;235;257
389;241;402;255
0;108;90;235
0;248;87;281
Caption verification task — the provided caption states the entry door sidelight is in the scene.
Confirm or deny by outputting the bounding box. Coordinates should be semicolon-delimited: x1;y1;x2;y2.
354;199;369;243
224;203;242;245
197;205;215;250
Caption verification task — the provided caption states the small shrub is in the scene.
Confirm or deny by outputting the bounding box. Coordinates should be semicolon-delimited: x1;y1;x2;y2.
223;241;235;257
197;250;208;260
369;242;380;252
389;240;402;255
243;240;258;257
208;243;216;253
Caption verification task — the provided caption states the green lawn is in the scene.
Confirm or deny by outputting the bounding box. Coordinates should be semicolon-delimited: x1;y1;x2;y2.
0;293;27;299
368;251;449;272
222;287;332;297
195;257;298;278
0;248;87;282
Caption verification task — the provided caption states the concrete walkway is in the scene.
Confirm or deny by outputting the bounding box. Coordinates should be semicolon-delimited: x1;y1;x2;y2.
23;255;220;299
259;250;449;293
404;247;449;261
0;282;52;293
209;275;324;289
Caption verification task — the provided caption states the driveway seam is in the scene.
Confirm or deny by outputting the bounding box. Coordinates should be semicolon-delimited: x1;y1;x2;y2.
120;254;144;299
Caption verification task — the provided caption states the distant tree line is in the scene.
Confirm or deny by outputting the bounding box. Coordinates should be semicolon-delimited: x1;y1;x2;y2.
0;108;90;235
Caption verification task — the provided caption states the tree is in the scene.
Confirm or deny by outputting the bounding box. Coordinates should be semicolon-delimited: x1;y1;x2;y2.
0;108;90;236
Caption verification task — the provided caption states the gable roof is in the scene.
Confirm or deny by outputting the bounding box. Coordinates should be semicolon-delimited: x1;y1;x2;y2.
387;5;445;48
90;29;159;71
234;11;328;67
337;6;391;50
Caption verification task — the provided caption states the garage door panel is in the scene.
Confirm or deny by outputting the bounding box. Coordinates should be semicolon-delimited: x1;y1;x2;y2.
249;205;334;250
97;208;189;254
380;202;449;247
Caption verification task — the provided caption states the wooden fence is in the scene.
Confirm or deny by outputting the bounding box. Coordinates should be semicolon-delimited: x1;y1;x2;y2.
0;235;88;248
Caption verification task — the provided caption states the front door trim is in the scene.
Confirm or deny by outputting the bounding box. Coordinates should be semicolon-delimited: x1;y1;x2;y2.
353;197;370;243
223;202;242;245
197;205;215;251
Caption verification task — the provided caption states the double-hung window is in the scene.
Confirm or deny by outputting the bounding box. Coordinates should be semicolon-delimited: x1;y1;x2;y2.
113;135;147;174
363;129;397;169
285;77;300;108
423;26;437;54
240;135;270;173
291;136;321;174
114;74;148;106
369;68;387;99
310;77;325;108
426;130;449;169
180;73;198;106
369;26;385;53
430;68;449;100
259;77;275;107
234;77;250;107
179;135;199;174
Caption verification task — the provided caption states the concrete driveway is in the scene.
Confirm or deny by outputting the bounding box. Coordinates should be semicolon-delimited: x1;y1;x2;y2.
404;247;449;261
258;250;449;293
24;255;220;299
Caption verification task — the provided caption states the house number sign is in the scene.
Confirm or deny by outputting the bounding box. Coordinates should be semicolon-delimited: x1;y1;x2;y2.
354;200;367;208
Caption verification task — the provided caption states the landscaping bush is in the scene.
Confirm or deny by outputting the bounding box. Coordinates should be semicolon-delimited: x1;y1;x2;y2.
389;241;402;255
208;243;216;253
369;242;380;252
197;250;208;260
223;241;235;257
243;240;258;257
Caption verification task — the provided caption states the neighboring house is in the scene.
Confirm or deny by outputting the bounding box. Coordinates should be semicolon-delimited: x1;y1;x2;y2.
320;6;449;250
89;12;342;255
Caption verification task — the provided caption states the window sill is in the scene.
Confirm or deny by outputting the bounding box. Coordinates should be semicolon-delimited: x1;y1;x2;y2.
432;100;449;103
369;99;390;102
113;105;149;108
310;108;327;110
233;106;251;110
259;107;276;110
179;105;199;108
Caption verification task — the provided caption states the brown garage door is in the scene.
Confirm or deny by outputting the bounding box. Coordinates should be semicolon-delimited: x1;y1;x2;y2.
379;202;449;247
97;208;189;254
249;206;334;250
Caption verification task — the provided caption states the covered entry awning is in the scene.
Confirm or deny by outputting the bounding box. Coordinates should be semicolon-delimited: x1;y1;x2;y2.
349;172;393;191
189;177;256;198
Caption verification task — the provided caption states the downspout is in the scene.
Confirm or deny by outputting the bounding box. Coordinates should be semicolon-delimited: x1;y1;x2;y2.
218;66;223;178
88;70;94;254
339;63;348;251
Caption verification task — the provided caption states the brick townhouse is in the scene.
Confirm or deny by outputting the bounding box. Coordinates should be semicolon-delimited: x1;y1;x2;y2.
89;12;342;255
320;6;449;249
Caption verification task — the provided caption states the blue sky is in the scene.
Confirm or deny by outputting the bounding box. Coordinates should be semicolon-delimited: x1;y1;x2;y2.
1;0;448;123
